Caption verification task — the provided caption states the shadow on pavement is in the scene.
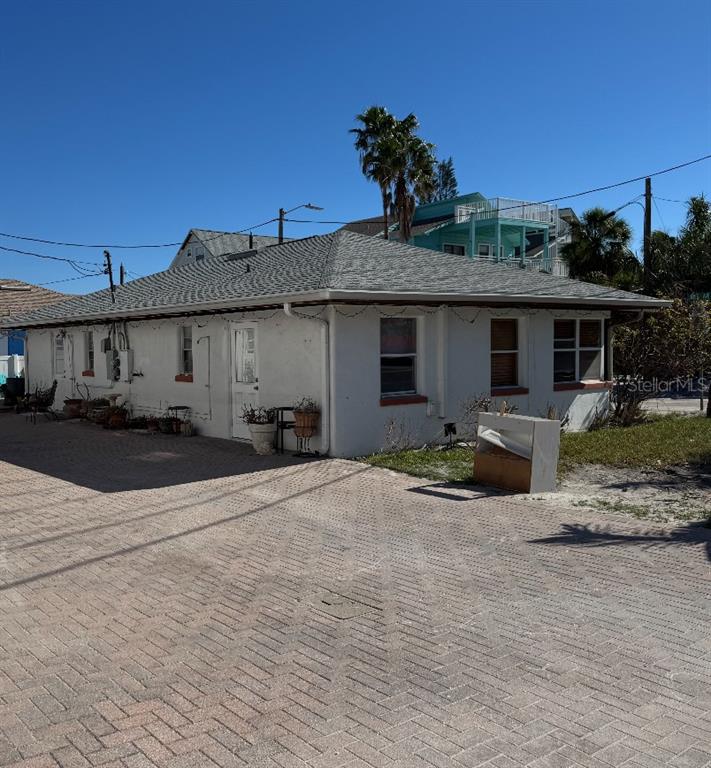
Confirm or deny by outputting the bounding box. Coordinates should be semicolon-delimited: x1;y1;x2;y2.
0;414;316;492
530;521;711;562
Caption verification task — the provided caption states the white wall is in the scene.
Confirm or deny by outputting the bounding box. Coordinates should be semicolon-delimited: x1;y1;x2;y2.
328;305;609;457
25;304;610;458
25;310;325;451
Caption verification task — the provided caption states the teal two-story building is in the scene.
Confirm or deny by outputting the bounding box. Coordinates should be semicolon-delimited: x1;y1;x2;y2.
345;192;574;277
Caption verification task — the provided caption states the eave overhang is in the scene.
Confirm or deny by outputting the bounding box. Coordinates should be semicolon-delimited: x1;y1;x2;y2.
2;288;670;331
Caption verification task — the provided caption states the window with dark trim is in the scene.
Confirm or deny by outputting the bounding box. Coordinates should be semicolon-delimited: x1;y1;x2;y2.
380;318;416;396
443;243;465;255
491;319;518;388
554;319;603;382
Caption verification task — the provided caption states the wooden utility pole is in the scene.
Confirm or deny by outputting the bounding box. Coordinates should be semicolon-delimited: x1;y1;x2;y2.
278;208;285;244
103;250;116;303
643;176;652;292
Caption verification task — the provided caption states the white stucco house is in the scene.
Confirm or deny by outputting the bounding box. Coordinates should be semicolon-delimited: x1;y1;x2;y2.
2;231;667;457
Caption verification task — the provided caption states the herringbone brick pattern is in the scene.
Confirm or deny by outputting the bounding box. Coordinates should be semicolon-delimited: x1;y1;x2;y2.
0;417;710;767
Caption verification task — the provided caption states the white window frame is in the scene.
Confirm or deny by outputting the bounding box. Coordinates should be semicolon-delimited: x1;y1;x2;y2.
380;317;418;397
443;243;465;256
180;325;193;375
554;318;604;383
490;318;520;389
54;333;65;377
477;243;493;257
85;331;94;371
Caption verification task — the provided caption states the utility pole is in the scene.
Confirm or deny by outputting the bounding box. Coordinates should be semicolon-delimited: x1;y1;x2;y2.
278;208;285;244
643;176;652;292
103;250;116;304
119;263;125;286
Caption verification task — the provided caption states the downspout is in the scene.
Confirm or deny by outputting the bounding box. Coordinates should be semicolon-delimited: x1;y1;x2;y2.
437;306;447;418
196;335;212;421
283;303;330;455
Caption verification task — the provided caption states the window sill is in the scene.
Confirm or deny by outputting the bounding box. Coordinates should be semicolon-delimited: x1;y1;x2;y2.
380;394;428;407
81;370;95;377
175;374;194;383
554;381;611;392
491;386;529;397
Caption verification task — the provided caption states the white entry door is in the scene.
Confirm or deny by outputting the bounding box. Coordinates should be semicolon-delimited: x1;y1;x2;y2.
230;323;259;439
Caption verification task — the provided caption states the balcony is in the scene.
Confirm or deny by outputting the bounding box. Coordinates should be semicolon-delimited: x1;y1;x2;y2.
455;198;555;226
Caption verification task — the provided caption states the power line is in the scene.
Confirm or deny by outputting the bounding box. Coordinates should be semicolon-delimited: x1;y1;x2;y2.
285;218;350;225
38;273;105;286
652;196;667;232
0;243;102;267
0;152;708;252
0;217;280;251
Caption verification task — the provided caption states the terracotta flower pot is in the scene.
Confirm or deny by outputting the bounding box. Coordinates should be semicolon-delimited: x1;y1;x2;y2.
293;410;320;439
63;398;83;419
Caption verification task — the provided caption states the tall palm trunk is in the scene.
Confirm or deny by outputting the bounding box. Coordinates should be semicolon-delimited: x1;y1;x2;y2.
381;188;389;240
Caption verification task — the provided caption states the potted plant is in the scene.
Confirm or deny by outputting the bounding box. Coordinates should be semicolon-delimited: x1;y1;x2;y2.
158;415;175;434
63;397;83;419
105;405;129;429
87;397;110;424
293;397;320;438
241;405;276;455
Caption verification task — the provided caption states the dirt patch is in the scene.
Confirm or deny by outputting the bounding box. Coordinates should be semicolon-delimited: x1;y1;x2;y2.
529;463;711;523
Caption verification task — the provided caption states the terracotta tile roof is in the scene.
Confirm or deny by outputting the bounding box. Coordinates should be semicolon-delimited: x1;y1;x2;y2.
0;280;70;319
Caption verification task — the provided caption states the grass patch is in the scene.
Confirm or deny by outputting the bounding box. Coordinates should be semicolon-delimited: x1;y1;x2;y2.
558;415;711;472
364;446;474;483
362;415;711;483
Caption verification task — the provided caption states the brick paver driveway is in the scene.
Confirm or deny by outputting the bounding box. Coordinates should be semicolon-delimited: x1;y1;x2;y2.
1;416;710;768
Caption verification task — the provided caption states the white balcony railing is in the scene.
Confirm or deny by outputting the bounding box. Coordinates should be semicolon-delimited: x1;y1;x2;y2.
455;198;555;225
475;255;569;277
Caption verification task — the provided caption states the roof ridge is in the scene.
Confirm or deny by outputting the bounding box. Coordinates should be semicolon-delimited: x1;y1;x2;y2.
318;230;346;288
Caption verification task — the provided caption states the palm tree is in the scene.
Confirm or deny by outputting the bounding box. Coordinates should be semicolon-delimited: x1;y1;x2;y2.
390;122;436;242
561;207;639;287
350;107;398;239
351;107;436;242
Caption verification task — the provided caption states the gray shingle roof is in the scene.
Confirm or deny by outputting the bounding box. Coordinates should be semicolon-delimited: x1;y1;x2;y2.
191;229;281;258
2;231;667;328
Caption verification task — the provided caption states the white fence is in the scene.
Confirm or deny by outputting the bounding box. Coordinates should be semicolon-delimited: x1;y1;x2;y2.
455;198;556;225
0;355;24;382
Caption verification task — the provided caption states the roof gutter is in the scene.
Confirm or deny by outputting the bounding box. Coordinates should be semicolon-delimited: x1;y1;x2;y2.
323;290;671;310
3;290;331;330
3;288;669;331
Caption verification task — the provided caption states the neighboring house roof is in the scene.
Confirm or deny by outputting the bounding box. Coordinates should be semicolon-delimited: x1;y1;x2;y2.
184;229;282;258
2;231;668;329
340;216;389;238
340;215;452;239
0;280;70;320
168;228;283;269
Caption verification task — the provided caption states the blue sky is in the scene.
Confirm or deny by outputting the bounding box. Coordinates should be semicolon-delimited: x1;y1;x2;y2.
1;0;710;292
